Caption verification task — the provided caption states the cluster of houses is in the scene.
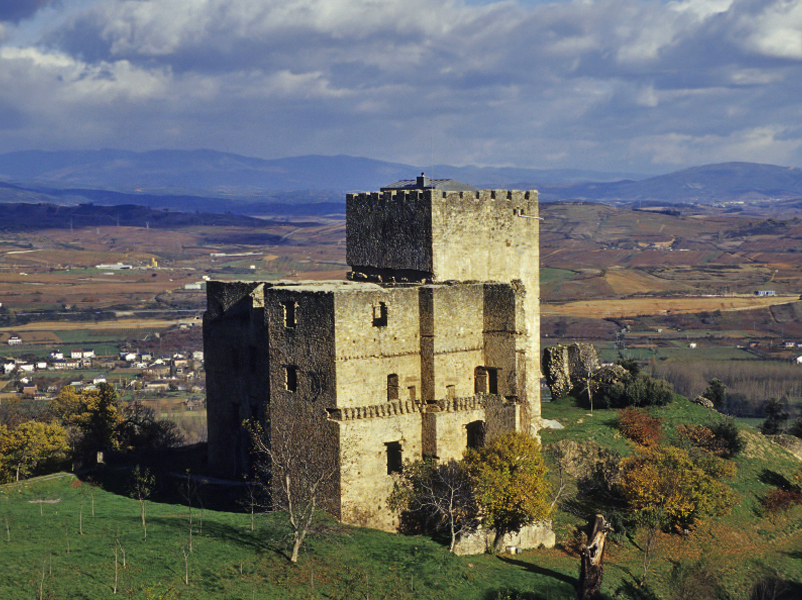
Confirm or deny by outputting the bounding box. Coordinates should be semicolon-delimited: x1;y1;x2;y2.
2;349;97;375
2;346;205;400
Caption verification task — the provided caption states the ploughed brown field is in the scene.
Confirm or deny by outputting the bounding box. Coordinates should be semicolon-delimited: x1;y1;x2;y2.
0;202;800;334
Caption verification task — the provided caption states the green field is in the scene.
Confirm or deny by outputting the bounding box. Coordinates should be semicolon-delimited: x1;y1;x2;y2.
1;396;801;599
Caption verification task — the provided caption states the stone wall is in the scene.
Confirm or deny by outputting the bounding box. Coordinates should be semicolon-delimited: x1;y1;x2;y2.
204;281;269;475
346;191;433;278
337;410;424;530
333;285;422;408
346;189;540;430
452;521;555;556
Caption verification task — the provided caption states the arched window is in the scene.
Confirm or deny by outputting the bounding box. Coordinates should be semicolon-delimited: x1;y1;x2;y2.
474;367;487;394
387;374;399;401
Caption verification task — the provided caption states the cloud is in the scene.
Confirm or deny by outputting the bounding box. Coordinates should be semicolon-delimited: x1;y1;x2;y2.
0;0;60;23
1;0;802;173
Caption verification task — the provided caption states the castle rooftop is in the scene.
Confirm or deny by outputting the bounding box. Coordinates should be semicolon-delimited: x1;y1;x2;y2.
381;172;478;193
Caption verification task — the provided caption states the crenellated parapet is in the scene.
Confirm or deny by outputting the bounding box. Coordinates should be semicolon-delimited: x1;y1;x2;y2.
328;399;425;421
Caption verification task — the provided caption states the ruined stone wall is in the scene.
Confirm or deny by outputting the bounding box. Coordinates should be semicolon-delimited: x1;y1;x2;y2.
346;191;433;279
332;285;422;408
204;281;269;475
336;410;424;531
263;286;342;517
429;284;486;400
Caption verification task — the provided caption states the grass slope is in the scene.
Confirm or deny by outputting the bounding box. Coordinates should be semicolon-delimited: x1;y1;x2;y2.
2;397;801;599
540;396;802;599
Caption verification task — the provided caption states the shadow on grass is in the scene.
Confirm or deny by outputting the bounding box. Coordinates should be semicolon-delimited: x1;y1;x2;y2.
613;578;661;600
758;469;797;491
495;555;577;588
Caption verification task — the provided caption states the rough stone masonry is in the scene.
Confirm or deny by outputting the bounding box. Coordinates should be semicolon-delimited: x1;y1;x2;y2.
204;175;541;531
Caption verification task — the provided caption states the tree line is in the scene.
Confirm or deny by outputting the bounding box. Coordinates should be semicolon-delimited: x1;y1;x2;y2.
0;383;182;483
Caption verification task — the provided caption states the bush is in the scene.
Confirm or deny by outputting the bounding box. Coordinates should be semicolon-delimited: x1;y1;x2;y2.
596;372;674;409
788;417;802;439
761;488;802;515
676;424;724;455
619;445;739;528
618;407;663;447
701;379;726;409
708;418;745;458
760;397;789;435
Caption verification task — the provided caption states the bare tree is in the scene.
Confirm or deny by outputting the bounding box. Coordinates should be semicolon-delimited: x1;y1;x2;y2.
181;545;190;585
238;481;260;532
129;465;155;540
247;409;337;563
388;458;479;552
575;344;600;413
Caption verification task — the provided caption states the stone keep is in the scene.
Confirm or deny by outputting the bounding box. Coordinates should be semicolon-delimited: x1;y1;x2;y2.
204;179;541;531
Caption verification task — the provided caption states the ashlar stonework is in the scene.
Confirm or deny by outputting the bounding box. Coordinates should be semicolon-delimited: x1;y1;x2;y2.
204;178;542;532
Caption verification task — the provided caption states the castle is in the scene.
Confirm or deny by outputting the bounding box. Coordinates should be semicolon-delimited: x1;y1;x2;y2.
204;174;541;530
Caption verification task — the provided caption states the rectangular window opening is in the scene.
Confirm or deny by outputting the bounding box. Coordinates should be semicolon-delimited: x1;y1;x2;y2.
408;386;417;402
373;302;388;327
446;384;456;399
387;374;399;402
282;301;297;328
385;441;402;474
466;420;485;449
285;366;298;392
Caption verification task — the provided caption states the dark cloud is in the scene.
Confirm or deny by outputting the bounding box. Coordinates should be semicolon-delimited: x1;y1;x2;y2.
3;0;802;173
0;0;59;23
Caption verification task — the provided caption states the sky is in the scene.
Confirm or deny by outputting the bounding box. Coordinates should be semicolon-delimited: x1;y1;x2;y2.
1;0;802;174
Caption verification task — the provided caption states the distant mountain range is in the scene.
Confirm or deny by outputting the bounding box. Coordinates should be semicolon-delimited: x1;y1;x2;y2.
0;150;801;215
0;149;638;194
538;162;802;206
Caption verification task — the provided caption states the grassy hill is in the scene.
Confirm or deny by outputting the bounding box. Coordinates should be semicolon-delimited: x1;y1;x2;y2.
2;397;801;599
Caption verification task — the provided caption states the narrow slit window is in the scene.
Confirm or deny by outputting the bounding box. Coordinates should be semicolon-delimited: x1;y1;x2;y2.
474;367;487;394
281;301;297;328
249;345;258;373
372;302;388;327
285;366;298;392
385;441;402;474
488;368;498;395
387;374;399;401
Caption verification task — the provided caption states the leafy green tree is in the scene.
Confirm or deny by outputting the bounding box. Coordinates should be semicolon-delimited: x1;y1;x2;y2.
51;383;124;459
619;445;738;529
702;379;727;409
761;397;789;435
0;421;69;483
464;431;550;550
119;401;183;455
707;418;745;458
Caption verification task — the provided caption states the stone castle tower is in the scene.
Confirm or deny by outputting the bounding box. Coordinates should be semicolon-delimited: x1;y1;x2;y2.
204;175;540;530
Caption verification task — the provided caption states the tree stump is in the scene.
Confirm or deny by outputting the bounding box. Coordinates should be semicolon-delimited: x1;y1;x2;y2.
578;514;613;600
